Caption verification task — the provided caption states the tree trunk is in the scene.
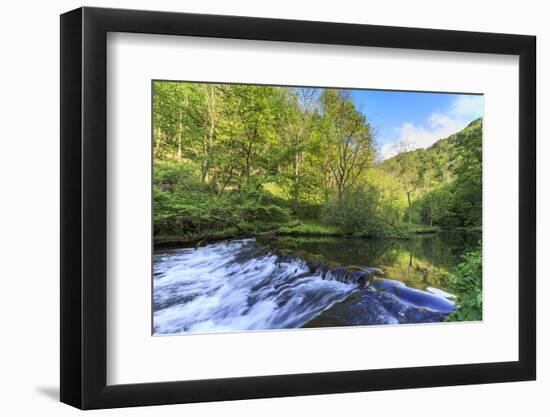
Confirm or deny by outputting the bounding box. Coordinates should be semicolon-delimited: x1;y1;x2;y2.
154;125;162;157
291;152;301;214
200;85;217;185
201;137;210;184
407;253;413;278
407;191;412;224
176;111;183;163
244;127;257;186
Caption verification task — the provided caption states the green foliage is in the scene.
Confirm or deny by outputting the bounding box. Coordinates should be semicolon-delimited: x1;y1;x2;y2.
153;162;291;238
322;186;394;237
382;118;483;229
278;220;339;236
152;81;482;243
319;90;375;199
446;247;483;321
429;119;482;228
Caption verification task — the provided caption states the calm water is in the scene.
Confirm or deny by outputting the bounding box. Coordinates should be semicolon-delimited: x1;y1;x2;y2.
257;231;481;295
153;232;481;335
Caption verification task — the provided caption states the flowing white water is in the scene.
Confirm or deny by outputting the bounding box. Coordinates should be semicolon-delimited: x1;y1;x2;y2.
153;239;357;335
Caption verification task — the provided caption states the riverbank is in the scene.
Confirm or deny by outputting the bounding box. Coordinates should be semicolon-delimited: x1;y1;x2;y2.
153;219;476;248
154;220;384;248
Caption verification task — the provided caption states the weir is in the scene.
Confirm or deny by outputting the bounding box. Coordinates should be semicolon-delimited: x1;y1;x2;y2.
153;238;456;335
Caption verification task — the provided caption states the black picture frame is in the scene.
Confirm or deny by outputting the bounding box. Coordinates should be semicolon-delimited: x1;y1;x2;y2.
60;6;536;410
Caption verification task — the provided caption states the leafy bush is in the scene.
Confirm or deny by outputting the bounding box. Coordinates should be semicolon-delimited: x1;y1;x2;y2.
446;248;482;321
153;162;291;237
154;162;203;193
322;187;392;236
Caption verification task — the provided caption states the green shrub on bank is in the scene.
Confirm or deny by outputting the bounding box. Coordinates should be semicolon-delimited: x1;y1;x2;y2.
322;187;399;237
446;248;482;321
153;162;291;237
278;220;339;236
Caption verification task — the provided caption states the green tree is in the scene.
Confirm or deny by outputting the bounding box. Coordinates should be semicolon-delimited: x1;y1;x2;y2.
320;89;375;201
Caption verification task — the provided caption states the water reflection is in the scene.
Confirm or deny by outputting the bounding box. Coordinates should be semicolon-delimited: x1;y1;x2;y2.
257;231;481;295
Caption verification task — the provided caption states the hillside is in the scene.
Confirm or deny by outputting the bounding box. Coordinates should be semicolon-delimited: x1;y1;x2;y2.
380;117;482;229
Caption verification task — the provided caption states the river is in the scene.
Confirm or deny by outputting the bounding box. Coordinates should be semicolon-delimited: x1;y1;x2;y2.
153;231;480;335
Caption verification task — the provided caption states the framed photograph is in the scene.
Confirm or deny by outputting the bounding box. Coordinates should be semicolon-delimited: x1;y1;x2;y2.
60;6;536;409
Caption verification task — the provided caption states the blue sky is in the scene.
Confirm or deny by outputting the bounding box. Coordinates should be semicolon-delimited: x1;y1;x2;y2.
348;90;483;159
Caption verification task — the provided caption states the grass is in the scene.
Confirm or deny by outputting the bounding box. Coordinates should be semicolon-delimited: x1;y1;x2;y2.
278;220;340;236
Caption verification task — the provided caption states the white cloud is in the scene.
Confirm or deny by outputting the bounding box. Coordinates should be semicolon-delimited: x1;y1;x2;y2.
449;95;484;119
379;95;482;160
